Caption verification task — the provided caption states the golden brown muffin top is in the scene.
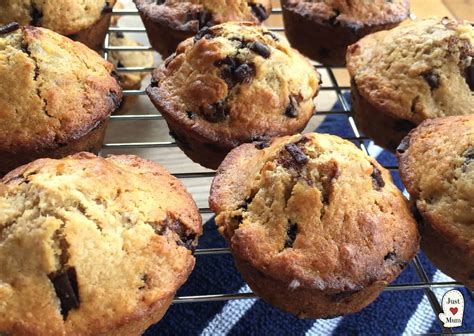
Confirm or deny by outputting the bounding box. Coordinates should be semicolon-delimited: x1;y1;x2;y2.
134;0;271;31
0;24;122;153
398;116;474;248
0;0;116;36
283;0;409;28
210;133;419;290
148;22;320;147
0;153;202;335
347;17;474;125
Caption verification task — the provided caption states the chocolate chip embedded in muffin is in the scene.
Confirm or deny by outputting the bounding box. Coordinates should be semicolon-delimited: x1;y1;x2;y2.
0;22;20;35
347;17;474;152
134;0;272;58
397;115;474;289
0;153;202;335
210;133;419;318
147;22;320;169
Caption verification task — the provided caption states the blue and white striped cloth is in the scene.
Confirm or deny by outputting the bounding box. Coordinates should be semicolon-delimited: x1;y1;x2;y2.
144;95;473;335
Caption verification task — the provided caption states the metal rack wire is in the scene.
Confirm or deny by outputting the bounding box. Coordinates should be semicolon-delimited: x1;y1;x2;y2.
102;7;471;334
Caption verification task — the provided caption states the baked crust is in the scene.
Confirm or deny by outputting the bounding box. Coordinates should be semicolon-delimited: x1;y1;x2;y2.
397;116;474;289
210;133;419;317
134;0;271;57
347;17;473;149
282;0;409;66
147;22;320;169
0;25;122;174
0;153;202;335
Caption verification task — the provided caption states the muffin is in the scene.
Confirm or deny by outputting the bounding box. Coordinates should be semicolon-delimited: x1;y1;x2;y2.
134;0;272;58
281;0;409;66
0;24;122;176
147;22;320;169
347;17;474;152
397;116;474;289
0;152;202;335
108;33;155;112
210;133;419;318
0;0;116;52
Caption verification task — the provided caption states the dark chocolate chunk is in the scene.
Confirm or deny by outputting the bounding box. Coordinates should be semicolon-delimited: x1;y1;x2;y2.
285;143;308;164
194;26;214;41
30;5;43;26
422;71;440;90
396;136;411;154
48;267;80;319
248;41;271;58
234;63;255;84
249;3;268;22
329;289;360;303
101;1;113;14
186;111;194;119
284;222;297;248
284;96;298;118
158;218;197;251
263;31;279;41
462;147;474;172
201;102;229;123
0;22;20;35
384;251;397;261
370;165;385;190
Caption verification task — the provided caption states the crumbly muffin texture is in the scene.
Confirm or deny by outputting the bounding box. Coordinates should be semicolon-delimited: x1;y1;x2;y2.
398;116;473;250
0;25;121;153
0;0;116;36
134;0;270;30
211;133;418;292
0;153;201;335
347;17;474;124
284;0;408;28
148;22;320;147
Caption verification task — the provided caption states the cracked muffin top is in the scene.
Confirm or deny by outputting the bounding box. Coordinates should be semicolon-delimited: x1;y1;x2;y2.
282;0;409;28
347;17;474;125
0;0;116;36
134;0;271;32
0;152;202;335
398;115;474;245
210;133;419;290
0;24;122;153
147;22;320;147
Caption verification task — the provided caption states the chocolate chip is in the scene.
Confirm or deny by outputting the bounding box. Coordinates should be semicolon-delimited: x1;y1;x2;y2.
263;31;279;41
248;41;271;58
186;111;194;119
461;147;474;172
284;222;297;248
329;289;360;302
30;5;43;26
285;143;308;164
234;63;255;84
249;3;268;22
108;90;121;109
48;267;80;319
252;135;270;149
215;57;255;88
201;102;229;123
0;22;20;35
422;71;440;90
396;136;410;154
194;26;214;41
384;251;397;261
284;96;298;118
157;218;197;251
101;1;113;14
370;165;385;190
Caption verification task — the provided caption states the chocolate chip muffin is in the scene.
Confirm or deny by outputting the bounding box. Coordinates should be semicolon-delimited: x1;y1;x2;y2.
147;22;320;169
108;33;154;111
0;24;122;176
0;152;202;335
281;0;409;66
0;0;116;51
398;116;474;289
210;133;419;318
134;0;272;58
347;17;474;152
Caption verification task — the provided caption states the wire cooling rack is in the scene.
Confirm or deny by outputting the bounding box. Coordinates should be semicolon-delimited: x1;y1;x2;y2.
100;7;471;334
